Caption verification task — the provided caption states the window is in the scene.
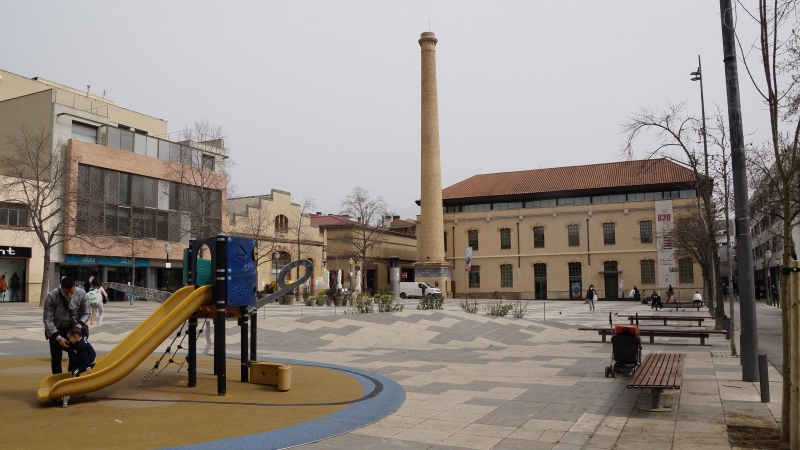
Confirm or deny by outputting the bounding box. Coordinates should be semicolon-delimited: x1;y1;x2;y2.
0;203;27;227
640;221;653;244
568;224;580;246
534;263;547;299
603;222;615;245
568;262;582;299
271;251;291;281
641;259;655;284
500;264;513;287
463;204;490;212
468;230;479;250
71;122;98;143
679;258;694;283
492;202;523;210
275;214;289;233
533;226;545;248
202;154;215;171
500;228;511;249
469;266;480;288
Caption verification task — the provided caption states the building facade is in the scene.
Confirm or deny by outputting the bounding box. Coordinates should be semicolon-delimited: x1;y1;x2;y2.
227;190;325;293
0;68;227;301
440;159;706;300
310;214;418;295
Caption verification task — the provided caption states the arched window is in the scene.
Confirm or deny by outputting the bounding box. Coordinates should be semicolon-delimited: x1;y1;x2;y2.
275;214;288;233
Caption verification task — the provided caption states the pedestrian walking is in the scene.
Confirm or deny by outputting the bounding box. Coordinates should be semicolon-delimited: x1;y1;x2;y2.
666;285;675;302
585;285;597;313
87;277;107;326
771;285;779;307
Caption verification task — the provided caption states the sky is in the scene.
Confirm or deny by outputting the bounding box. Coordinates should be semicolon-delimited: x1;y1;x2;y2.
0;1;775;220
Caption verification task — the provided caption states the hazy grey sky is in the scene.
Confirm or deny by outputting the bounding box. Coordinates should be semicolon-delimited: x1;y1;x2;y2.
0;1;772;219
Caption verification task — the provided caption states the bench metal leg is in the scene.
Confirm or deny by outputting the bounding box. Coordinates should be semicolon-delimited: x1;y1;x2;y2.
701;334;706;346
639;388;674;412
650;333;654;344
601;332;607;343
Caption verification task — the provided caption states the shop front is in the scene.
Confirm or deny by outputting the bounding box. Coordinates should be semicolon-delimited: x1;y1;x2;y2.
0;246;31;303
62;255;151;301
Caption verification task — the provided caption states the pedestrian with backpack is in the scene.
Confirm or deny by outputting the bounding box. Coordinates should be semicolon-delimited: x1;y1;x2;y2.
87;277;107;326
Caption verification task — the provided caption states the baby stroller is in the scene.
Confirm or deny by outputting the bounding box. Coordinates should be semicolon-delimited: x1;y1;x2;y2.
604;315;642;378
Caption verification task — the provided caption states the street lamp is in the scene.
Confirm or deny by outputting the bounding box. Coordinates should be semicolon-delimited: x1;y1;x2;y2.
764;249;772;306
164;243;172;292
690;56;710;197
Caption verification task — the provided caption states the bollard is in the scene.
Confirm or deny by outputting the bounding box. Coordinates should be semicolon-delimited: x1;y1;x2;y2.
543;302;546;321
758;353;770;403
724;317;731;340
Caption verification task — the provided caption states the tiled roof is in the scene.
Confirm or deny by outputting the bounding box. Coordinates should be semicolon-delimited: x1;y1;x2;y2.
309;215;357;227
442;158;698;201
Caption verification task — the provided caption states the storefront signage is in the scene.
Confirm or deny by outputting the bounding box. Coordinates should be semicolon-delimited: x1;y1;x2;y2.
655;200;676;287
0;246;32;258
65;254;151;267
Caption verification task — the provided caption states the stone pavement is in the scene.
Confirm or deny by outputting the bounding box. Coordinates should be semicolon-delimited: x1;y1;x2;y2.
0;298;782;449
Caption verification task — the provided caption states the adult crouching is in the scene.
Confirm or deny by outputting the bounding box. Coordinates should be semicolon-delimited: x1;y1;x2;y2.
43;277;91;375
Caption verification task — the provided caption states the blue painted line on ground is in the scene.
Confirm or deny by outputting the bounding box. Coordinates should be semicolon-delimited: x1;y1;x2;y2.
169;356;405;450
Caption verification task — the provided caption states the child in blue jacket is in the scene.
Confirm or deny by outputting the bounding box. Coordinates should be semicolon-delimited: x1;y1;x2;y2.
66;326;96;377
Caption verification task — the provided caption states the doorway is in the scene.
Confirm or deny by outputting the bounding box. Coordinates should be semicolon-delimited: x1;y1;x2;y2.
604;261;619;299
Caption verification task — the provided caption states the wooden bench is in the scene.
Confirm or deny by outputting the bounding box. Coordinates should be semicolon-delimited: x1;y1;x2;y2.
619;313;712;327
578;327;726;345
627;353;685;411
652;301;705;311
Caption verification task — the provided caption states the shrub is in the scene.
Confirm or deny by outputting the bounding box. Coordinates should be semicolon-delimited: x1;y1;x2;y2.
511;300;529;319
378;284;393;297
484;299;512;317
460;298;479;314
377;294;404;312
347;295;374;314
417;293;444;310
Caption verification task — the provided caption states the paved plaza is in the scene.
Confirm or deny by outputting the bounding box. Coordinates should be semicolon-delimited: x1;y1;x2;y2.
0;298;784;449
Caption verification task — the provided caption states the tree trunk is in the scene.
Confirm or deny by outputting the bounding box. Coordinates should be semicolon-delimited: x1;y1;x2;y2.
39;250;52;307
781;208;792;442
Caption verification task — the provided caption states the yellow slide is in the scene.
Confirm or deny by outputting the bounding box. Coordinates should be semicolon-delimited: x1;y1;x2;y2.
38;285;212;403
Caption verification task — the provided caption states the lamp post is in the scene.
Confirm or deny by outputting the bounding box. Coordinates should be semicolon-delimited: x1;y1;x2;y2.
348;258;354;291
764;249;772;306
691;56;710;184
164;243;172;292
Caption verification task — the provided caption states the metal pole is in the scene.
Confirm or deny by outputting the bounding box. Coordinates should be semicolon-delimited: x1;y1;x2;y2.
240;308;248;382
250;310;257;362
759;353;770;403
166;252;170;292
188;314;197;387
215;235;227;395
719;0;759;381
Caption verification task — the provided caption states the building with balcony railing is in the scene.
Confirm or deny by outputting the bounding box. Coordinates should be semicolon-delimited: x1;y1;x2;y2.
0;68;227;301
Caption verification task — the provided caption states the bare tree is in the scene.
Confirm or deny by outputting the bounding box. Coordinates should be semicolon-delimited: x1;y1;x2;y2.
339;187;391;292
233;198;280;270
733;1;800;438
621;103;725;329
163;120;230;241
0;126;78;305
287;198;315;288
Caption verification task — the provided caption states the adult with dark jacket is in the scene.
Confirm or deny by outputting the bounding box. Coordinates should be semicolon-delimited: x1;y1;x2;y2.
651;291;663;311
43;277;90;375
585;285;597;313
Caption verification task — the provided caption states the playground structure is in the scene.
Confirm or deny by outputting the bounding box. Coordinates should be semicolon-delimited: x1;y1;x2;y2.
38;234;313;407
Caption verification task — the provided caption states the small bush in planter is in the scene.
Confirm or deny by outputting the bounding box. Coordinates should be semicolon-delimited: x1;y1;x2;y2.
417;293;444;310
460;298;479;314
347;295;374;314
316;295;326;306
378;284;394;297
483;299;512;316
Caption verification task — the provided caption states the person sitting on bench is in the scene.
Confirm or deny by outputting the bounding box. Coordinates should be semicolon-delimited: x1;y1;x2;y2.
651;291;663;311
692;291;702;303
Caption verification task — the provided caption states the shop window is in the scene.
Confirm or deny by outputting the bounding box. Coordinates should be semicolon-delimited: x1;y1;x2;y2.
568;262;582;299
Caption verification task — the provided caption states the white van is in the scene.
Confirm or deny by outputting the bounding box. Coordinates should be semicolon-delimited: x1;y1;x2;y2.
398;282;441;299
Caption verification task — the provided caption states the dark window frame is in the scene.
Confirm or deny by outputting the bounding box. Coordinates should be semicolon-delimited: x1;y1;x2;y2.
603;222;616;245
500;228;512;250
568;224;580;247
533;226;545;248
500;264;513;287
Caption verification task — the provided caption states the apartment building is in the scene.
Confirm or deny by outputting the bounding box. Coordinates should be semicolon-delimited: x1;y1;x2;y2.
440;159;706;300
0;69;227;300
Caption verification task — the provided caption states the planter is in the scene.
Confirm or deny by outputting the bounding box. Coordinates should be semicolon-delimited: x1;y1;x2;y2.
305;299;313;306
334;295;345;307
317;298;326;307
326;299;334;307
283;294;295;305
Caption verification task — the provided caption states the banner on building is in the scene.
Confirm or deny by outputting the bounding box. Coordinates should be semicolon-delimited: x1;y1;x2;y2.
465;247;473;272
655;200;676;287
